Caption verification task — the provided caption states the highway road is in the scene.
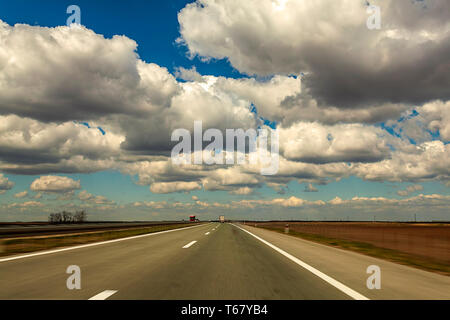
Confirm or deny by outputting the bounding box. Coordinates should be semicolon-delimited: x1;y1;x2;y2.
0;223;449;300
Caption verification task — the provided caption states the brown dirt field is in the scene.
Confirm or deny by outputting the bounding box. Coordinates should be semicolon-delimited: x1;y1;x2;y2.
250;222;450;264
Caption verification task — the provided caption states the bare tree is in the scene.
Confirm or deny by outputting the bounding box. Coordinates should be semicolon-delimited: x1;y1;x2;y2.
73;210;87;223
49;212;63;224
49;210;87;224
62;211;72;223
48;213;56;223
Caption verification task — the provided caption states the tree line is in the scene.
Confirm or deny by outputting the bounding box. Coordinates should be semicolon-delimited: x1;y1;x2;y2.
48;210;87;224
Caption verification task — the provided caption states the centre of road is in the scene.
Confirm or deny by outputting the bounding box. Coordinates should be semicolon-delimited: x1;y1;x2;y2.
89;290;118;300
182;241;197;248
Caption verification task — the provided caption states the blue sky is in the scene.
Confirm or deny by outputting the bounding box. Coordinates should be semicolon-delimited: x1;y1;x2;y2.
0;0;243;210
0;0;239;78
0;0;449;221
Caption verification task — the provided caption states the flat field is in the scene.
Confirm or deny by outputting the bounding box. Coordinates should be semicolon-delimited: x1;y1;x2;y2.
248;222;450;275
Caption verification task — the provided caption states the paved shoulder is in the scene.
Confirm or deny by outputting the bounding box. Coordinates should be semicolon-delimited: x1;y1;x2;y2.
238;224;450;300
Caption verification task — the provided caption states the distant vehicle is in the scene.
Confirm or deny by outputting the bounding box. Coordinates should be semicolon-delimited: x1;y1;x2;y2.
189;215;196;222
219;216;225;223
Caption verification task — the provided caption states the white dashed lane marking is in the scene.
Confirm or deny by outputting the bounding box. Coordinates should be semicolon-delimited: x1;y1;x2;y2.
88;290;118;300
182;241;197;249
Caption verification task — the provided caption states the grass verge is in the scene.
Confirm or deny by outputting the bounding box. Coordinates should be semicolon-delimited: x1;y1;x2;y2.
0;223;202;257
256;226;450;276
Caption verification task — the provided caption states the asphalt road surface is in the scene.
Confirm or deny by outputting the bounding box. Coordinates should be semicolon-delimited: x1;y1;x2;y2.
0;223;449;300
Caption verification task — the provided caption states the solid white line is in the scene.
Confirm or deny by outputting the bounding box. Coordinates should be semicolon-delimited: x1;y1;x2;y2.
0;223;210;263
232;224;369;301
182;240;197;248
88;290;118;300
205;232;210;235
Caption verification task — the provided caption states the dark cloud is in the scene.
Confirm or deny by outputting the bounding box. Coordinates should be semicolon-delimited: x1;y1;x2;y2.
178;0;450;108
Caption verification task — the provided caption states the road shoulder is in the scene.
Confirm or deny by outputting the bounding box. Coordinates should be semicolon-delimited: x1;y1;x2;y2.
237;224;450;300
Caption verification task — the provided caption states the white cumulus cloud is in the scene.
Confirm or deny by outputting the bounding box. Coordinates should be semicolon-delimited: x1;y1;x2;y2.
30;176;81;193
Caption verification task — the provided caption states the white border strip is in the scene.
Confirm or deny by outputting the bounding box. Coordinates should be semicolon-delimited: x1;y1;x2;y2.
0;223;209;263
232;224;369;300
88;290;118;300
182;240;197;248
